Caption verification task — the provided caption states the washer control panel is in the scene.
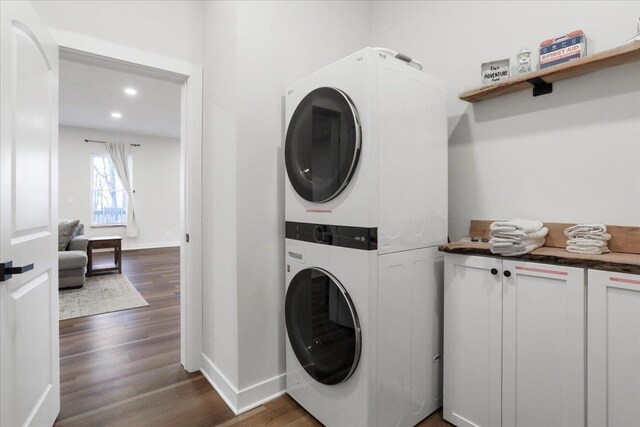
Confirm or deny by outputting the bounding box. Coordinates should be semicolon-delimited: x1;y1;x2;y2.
285;221;377;251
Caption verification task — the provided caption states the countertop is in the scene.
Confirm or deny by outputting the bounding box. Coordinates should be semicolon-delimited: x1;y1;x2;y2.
439;242;640;275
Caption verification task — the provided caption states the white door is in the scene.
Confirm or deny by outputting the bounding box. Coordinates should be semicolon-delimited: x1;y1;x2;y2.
0;2;60;426
502;261;585;427
443;254;502;427
588;270;640;427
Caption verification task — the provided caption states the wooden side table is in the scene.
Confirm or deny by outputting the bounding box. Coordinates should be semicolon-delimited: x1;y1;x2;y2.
87;236;123;276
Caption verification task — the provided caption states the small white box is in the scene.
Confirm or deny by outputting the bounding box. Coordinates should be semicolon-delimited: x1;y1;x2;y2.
481;59;511;86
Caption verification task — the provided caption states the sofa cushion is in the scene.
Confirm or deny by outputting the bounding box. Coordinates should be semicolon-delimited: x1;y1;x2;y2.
67;235;89;252
59;250;87;270
58;219;80;251
59;268;85;289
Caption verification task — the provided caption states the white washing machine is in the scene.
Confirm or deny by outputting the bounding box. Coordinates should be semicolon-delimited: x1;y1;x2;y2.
285;229;444;427
284;47;447;254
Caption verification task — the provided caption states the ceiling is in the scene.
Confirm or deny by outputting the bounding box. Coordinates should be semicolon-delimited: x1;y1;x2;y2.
59;59;181;138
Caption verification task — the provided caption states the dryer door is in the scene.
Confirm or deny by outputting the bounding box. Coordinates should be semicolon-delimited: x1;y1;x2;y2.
285;87;361;203
285;267;361;385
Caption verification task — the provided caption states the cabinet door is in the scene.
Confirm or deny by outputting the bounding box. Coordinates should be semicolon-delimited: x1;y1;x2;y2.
444;254;502;427
502;261;585;427
588;270;640;427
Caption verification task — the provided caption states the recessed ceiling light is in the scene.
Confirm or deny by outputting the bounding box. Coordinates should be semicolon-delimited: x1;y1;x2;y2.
124;87;137;96
111;112;122;119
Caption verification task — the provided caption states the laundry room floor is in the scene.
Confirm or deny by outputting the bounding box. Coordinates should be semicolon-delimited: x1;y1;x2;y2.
55;247;452;426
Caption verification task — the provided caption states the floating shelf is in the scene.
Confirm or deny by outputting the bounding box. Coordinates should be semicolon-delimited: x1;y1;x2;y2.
459;41;640;103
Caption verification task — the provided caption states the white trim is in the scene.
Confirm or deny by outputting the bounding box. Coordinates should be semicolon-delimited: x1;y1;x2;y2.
200;354;239;414
52;30;203;373
122;241;180;251
200;354;285;415
49;29;194;77
237;375;286;415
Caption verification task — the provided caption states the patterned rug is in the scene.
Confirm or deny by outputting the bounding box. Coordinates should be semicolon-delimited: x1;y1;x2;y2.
59;274;149;320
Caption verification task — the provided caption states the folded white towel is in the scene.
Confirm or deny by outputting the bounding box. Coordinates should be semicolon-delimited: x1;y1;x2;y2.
566;245;610;255
569;232;611;241
566;239;608;248
490;237;546;247
489;227;549;241
564;224;607;237
490;219;545;234
491;241;544;256
490;238;545;256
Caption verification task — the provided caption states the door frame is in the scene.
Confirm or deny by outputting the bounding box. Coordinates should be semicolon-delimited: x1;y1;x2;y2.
51;29;203;372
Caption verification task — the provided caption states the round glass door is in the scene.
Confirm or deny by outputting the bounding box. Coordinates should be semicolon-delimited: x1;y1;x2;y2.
285;87;361;203
285;268;361;385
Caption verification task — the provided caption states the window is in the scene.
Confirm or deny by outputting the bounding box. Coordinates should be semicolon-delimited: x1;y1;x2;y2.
90;154;131;226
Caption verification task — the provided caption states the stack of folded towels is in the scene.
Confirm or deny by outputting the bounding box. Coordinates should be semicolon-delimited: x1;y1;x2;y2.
489;219;549;256
564;224;611;254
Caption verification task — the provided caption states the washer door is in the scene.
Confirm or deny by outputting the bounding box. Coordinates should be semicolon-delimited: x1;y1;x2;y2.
285;87;361;203
285;267;361;385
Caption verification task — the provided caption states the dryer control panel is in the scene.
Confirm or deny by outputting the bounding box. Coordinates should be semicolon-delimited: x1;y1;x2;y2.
285;221;377;251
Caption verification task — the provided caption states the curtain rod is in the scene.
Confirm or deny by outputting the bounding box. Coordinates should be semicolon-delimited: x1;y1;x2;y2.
84;139;141;147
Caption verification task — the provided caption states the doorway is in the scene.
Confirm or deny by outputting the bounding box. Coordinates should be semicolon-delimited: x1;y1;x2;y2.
56;55;186;423
51;32;203;375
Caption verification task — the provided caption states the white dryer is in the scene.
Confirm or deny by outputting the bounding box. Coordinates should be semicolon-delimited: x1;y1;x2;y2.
285;227;444;427
284;47;447;254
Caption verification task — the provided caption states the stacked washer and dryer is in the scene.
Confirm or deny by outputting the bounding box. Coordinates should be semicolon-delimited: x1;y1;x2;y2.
283;47;447;427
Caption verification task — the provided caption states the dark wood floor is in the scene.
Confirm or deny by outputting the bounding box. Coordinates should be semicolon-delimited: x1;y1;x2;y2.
56;247;451;426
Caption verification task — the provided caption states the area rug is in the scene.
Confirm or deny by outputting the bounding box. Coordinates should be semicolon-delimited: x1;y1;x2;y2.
59;274;149;320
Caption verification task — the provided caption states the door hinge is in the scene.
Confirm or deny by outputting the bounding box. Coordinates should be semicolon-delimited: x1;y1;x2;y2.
186;233;190;243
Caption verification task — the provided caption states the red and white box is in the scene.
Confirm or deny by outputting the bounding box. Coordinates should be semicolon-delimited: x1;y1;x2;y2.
539;30;587;69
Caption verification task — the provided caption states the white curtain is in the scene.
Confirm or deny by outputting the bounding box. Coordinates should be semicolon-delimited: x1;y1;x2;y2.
106;142;138;237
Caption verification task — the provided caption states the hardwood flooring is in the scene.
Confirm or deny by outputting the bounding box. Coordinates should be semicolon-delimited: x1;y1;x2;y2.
56;247;451;427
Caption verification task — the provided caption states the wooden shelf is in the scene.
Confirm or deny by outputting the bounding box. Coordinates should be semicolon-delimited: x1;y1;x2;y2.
440;219;640;274
439;242;640;275
459;41;640;103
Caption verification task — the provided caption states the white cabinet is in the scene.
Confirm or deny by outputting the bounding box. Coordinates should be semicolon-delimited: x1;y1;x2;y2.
444;254;503;427
588;270;640;427
502;260;586;427
444;254;586;427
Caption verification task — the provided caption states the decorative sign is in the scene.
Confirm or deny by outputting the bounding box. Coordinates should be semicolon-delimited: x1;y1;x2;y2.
481;59;511;86
516;49;532;75
539;30;587;69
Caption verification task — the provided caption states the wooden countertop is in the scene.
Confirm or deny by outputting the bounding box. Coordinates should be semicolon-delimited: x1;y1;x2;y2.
439;242;640;275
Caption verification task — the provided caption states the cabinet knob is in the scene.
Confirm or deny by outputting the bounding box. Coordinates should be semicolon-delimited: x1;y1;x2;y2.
490;268;498;276
504;270;512;278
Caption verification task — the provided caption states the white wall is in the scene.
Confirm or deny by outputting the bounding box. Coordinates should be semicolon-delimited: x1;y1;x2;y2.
371;0;640;240
32;0;203;65
201;0;240;398
59;125;181;250
201;0;372;411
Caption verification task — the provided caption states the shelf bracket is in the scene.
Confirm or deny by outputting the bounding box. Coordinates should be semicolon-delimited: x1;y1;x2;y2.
527;77;553;97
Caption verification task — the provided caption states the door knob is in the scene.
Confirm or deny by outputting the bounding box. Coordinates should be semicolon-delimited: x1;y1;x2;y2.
0;261;34;282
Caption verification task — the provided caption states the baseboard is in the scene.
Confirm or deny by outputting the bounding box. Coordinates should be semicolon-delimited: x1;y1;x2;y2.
236;371;286;414
200;353;285;415
122;241;180;251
